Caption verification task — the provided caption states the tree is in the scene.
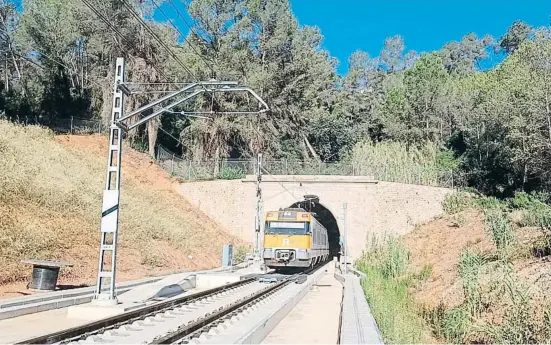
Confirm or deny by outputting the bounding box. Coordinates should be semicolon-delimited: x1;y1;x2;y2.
441;33;493;75
498;20;532;54
380;35;405;72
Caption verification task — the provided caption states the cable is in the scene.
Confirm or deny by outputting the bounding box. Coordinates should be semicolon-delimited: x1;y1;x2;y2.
81;0;170;82
260;165;300;201
156;123;183;147
150;0;215;76
120;0;198;82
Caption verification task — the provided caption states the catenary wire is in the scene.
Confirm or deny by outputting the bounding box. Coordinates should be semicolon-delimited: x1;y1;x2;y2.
150;0;215;77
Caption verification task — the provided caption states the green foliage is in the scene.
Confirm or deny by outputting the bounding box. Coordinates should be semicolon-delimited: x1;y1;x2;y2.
509;191;551;229
474;196;507;211
216;166;245;180
458;248;485;316
442;307;471;343
424;305;471;343
443;191;474;214
484;208;515;255
357;235;429;344
231;244;251;265
481;267;539;344
350;140;454;186
1;0;551;197
364;234;409;279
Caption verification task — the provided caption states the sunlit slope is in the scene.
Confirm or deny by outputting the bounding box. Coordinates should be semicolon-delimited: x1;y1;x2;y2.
0;120;238;285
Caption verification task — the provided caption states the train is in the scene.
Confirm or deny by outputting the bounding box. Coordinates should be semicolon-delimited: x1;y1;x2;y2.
262;207;329;271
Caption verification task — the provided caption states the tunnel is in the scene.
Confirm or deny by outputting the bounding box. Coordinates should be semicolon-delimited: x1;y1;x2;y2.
289;196;341;258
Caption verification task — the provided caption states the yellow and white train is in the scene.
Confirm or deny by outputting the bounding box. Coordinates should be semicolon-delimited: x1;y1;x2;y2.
263;208;329;270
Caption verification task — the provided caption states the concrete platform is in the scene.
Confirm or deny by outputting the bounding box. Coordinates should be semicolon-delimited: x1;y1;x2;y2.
117;273;196;304
0;264;249;322
261;264;343;344
195;272;243;289
67;301;146;320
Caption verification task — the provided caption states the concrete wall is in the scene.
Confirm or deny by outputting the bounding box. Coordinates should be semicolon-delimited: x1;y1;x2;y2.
178;175;453;260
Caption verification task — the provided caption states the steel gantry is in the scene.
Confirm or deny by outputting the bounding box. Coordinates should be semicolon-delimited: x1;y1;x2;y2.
94;58;269;304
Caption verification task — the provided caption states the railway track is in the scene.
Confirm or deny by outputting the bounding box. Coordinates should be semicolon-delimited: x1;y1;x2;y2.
14;266;323;345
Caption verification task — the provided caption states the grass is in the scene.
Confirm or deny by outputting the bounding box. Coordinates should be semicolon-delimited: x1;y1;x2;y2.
0;120;238;284
357;234;431;344
458;247;485;316
349;140;457;187
484;208;515;256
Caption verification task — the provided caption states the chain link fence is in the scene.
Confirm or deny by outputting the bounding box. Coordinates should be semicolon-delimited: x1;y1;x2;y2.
6;115;106;135
156;145;459;188
4;115;459;188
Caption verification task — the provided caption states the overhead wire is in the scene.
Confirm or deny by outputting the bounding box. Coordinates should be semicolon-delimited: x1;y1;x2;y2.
120;0;199;82
81;0;170;82
260;165;300;201
150;0;215;77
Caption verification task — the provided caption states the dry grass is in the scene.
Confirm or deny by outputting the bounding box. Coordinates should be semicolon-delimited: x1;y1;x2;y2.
349;140;453;186
0;120;240;286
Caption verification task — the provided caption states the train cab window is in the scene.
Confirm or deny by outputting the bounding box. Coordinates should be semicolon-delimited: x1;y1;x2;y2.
265;221;310;235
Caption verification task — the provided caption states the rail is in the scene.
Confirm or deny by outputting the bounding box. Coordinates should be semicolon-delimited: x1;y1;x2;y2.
15;278;255;344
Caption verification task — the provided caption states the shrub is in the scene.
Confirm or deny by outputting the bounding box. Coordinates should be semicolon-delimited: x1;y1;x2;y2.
443;191;474;214
217;166;245;180
364;234;409;279
442;307;471;343
510;191;551;229
232;244;252;264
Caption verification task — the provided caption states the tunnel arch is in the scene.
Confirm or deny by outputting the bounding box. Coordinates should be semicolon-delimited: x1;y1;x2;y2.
289;197;341;258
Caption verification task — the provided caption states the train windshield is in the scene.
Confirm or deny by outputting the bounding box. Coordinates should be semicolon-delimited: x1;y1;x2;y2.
265;221;309;235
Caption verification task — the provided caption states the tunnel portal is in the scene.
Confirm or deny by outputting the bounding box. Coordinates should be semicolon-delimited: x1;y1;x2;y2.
289;195;341;258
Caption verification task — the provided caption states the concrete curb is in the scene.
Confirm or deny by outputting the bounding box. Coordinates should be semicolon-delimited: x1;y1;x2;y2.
337;266;384;344
0;264;246;321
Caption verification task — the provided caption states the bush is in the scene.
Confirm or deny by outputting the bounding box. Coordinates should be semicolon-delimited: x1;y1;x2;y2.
232;244;252;264
509;191;551;229
442;307;471;343
216;166;245;180
443;191;474;214
364;234;409;279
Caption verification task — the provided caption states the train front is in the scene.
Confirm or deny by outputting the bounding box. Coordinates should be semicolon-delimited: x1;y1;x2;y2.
263;209;313;269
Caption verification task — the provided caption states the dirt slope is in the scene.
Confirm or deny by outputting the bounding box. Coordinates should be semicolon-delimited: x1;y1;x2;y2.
0;121;240;298
403;209;551;326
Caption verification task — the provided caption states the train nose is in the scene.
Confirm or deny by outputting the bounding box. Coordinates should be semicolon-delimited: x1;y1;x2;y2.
275;249;295;262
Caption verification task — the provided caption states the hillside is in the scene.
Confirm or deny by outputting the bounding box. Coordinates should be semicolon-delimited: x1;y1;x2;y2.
359;192;551;344
0;121;241;298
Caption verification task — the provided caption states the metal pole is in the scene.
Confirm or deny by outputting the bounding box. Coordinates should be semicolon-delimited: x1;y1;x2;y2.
93;57;125;304
254;153;263;269
343;202;348;275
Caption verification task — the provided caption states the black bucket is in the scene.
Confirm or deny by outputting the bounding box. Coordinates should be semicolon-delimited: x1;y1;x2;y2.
29;265;60;290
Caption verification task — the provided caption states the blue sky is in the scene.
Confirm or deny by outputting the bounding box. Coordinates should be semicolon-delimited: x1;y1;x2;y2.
290;0;551;74
156;0;551;75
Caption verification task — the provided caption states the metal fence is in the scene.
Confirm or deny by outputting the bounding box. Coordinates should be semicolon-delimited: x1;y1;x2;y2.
8;115;106;135
156;145;458;188
5;115;458;188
